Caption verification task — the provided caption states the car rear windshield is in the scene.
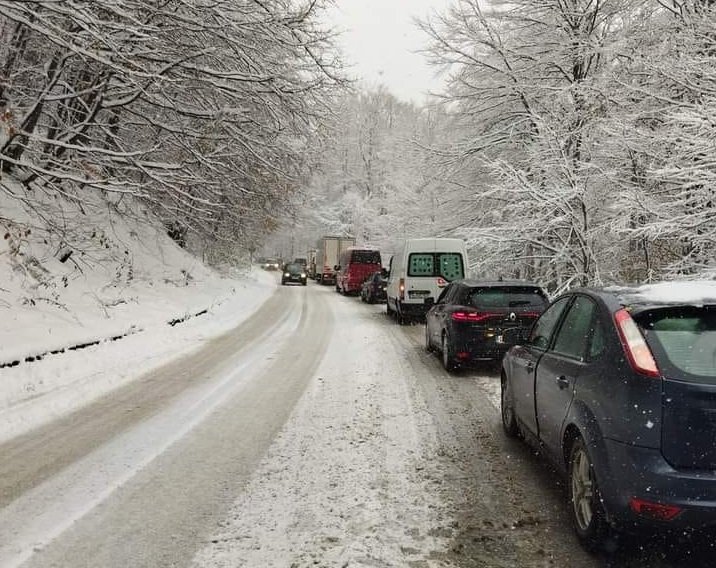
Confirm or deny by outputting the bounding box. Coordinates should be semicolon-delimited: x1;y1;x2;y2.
407;253;464;281
636;306;716;383
351;250;381;264
466;286;547;309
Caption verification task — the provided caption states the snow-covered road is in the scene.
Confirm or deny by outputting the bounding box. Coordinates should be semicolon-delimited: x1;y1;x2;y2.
1;279;711;567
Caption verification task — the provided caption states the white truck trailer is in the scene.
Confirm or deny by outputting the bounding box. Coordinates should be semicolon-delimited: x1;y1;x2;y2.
315;236;355;284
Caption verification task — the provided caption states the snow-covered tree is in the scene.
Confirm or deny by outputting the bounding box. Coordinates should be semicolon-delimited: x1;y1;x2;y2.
0;0;342;263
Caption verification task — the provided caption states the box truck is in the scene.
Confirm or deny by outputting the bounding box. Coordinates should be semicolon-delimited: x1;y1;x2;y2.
315;236;355;284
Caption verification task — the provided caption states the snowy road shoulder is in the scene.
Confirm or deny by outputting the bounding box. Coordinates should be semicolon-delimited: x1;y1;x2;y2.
0;268;278;444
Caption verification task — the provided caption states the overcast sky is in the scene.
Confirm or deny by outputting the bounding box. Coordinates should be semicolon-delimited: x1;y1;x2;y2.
323;0;453;104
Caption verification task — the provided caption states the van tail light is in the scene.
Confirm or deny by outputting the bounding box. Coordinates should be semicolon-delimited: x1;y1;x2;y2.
629;497;682;521
399;278;405;300
614;309;660;378
451;311;500;323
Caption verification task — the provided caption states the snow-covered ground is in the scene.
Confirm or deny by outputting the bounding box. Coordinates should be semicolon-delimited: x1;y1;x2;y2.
1;181;278;443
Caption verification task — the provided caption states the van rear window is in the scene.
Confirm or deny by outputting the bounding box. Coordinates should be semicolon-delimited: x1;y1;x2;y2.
351;250;381;264
636;307;716;382
408;253;464;281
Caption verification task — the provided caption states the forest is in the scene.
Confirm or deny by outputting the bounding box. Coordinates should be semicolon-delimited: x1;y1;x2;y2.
1;0;715;292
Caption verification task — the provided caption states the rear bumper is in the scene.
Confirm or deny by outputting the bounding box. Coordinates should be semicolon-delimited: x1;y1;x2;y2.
452;331;516;361
319;273;335;284
398;301;430;318
599;439;716;530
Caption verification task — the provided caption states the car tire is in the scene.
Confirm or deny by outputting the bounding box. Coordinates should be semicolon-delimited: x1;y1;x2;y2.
396;303;407;325
281;280;286;286
425;325;434;353
568;437;609;551
500;374;519;438
442;332;457;372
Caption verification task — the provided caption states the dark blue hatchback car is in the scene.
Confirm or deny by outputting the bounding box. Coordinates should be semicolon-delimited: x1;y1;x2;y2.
500;281;716;549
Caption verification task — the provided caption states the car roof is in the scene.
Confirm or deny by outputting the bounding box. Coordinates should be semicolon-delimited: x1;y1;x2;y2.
569;281;716;312
459;279;545;289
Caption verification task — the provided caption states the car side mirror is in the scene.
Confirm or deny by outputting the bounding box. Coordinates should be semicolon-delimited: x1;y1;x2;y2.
381;268;388;278
424;297;435;307
334;265;340;271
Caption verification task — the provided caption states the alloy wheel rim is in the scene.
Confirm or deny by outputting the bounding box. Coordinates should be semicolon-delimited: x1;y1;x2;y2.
571;447;594;531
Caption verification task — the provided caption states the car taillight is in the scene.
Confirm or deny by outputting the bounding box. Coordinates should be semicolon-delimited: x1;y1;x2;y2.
451;311;500;322
614;309;660;378
629;497;682;521
399;278;405;300
522;311;541;318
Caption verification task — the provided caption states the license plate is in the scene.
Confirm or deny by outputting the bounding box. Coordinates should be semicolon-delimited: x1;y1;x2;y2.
408;290;430;298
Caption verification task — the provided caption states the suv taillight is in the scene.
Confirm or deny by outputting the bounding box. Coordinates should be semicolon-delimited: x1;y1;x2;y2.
399;278;405;300
614;309;660;378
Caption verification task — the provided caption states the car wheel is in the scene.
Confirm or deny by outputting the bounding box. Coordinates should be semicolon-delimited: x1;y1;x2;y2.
500;374;519;438
425;325;434;353
568;437;609;551
387;301;394;317
396;303;406;325
442;333;457;372
281;280;286;286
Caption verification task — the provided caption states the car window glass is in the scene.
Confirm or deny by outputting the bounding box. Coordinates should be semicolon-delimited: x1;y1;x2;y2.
552;296;597;361
588;318;606;360
408;254;434;276
467;286;547;309
437;253;464;281
436;285;452;304
529;297;570;350
407;253;465;281
351;250;381;264
637;307;716;382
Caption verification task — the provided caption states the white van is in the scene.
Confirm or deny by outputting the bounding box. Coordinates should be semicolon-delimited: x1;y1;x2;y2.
386;238;468;324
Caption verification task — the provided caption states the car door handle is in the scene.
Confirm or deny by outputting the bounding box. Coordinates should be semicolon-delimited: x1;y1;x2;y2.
556;376;571;390
525;361;534;373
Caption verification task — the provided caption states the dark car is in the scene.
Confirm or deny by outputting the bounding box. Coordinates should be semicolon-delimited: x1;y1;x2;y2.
425;280;548;371
281;263;307;286
360;271;388;304
500;281;716;550
263;258;281;271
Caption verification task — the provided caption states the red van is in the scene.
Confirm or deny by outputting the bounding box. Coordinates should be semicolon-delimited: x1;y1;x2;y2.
335;247;382;295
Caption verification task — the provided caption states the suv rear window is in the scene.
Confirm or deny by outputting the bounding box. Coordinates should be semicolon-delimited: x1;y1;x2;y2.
351;250;381;264
408;253;464;281
467;286;547;309
636;307;716;382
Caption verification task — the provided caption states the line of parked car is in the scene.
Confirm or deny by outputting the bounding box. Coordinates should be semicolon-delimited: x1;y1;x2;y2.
328;239;716;553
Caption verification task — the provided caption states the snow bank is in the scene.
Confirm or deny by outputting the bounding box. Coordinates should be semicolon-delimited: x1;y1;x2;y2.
0;177;276;442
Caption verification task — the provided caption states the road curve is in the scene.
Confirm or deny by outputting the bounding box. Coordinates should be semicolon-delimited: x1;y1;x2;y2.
0;282;330;568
